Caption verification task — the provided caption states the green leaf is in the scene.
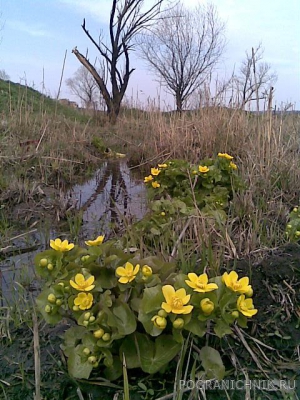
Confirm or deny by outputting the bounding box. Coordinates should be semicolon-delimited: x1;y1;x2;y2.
104;356;123;381
184;317;206;337
67;345;93;379
213;319;232;338
199;346;225;380
139;285;164;314
135;333;181;374
119;335;141;369
36;289;63;325
111;301;137;335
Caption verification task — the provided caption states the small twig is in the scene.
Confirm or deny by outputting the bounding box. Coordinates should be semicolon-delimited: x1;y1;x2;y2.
2;229;37;243
41;156;83;164
32;311;41;400
35;121;50;152
170;217;192;260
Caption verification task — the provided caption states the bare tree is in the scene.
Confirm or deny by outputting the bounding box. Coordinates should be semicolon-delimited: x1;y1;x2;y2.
0;69;10;80
232;43;277;110
138;2;225;112
72;0;164;123
66;66;103;109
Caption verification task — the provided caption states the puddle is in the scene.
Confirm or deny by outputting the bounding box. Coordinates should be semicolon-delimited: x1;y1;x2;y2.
70;159;147;237
0;160;147;300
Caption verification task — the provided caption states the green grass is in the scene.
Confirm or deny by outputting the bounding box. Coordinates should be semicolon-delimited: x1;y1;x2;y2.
0;79;90;123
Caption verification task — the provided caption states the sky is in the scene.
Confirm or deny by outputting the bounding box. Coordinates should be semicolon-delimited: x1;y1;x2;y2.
0;0;299;110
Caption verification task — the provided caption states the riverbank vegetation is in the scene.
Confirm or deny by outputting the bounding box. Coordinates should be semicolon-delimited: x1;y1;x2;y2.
0;78;300;399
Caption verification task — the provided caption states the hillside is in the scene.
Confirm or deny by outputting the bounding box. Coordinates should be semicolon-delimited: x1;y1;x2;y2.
0;79;89;122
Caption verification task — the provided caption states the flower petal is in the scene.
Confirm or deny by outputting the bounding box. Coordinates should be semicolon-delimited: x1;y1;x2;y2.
125;262;134;273
175;288;187;299
187;273;198;283
161;302;172;313
119;277;129;284
162;285;175;303
133;264;140;275
116;267;127;277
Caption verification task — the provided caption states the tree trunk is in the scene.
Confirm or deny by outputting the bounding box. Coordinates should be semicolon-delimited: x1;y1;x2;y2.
176;92;183;113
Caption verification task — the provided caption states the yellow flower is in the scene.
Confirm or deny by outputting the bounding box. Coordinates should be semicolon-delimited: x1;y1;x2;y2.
200;298;215;315
85;235;105;246
222;271;252;294
218;152;233;160
142;265;153;277
158;163;168;168
151;315;167;329
161;285;193;315
144;175;153;183
237;295;258;317
185;273;218;293
229;161;237;170
70;273;95;291
74;292;93;310
50;238;74;252
198;165;210;173
116;262;140;284
152;181;160;188
151;168;160;176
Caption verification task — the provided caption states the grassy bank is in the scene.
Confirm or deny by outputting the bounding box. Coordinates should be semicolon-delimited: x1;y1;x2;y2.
1;80;300;399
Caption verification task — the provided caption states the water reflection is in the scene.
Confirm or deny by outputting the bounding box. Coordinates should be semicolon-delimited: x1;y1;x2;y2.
70;159;147;237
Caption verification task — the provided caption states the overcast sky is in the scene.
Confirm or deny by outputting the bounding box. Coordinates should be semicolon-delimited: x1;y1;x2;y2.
1;0;299;109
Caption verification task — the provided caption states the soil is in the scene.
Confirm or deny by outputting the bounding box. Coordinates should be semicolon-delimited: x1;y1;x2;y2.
0;244;299;399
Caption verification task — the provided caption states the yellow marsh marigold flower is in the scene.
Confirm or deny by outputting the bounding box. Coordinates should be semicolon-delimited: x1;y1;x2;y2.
85;235;105;246
116;262;140;284
185;273;218;293
151;315;167;329
151;167;160;176
200;298;215;315
158;163;168;168
229;161;237;170
161;285;193;315
50;238;74;252
70;273;95;291
152;181;160;188
237;295;258;317
198;165;210;173
218;152;233;160
222;271;252;294
142;265;153;277
144;175;153;183
74;292;93;310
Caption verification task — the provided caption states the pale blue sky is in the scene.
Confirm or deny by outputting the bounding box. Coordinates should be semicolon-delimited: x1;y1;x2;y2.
1;0;299;109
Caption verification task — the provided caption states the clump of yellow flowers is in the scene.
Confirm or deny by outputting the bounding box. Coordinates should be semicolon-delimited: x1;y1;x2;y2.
36;230;256;382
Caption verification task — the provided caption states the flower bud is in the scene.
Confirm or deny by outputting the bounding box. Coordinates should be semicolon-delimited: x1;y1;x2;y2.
39;258;48;267
151;315;167;329
293;207;298;213
47;263;54;271
245;287;253;297
84;312;91;321
231;311;239;319
88;356;97;364
102;333;111;342
64;286;70;293
287;224;292;229
45;305;51;313
93;329;105;339
83;347;91;356
142;265;153;277
161;212;166;216
58;282;64;287
89;316;96;323
56;299;62;306
73;305;79;311
296;231;300;237
200;298;215;315
83;320;89;327
158;309;168;318
47;293;56;304
173;318;184;329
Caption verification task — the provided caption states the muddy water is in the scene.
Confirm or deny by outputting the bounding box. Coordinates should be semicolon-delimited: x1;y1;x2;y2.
70;159;147;237
0;160;147;299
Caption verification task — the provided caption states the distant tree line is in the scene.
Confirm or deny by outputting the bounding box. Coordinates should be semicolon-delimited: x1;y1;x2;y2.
67;0;276;123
